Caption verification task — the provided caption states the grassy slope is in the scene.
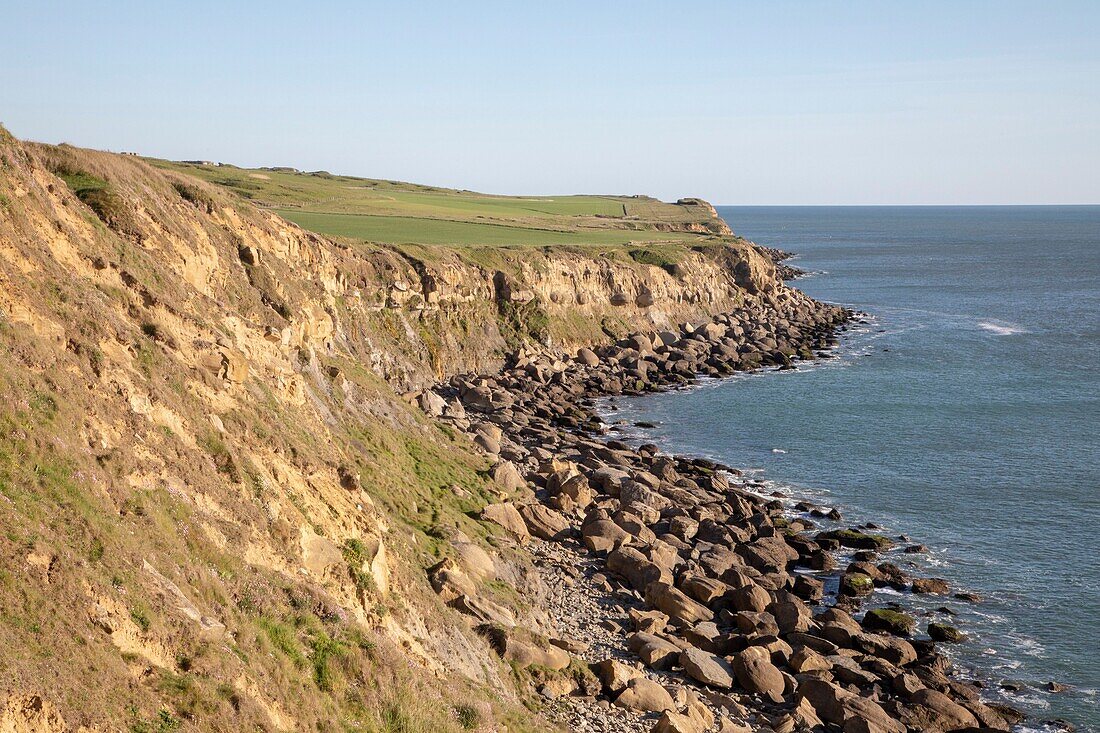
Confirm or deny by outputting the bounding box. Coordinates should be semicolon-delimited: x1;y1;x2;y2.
147;159;721;248
0;138;554;733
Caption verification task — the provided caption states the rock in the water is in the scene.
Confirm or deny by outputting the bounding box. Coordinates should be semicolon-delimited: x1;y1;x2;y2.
840;571;875;596
928;622;966;643
818;528;894;550
911;577;950;594
862;608;916;636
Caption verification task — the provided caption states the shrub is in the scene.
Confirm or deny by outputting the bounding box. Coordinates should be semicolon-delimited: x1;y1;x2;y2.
129;604;152;632
628;247;680;276
171;180;215;213
54;168;140;237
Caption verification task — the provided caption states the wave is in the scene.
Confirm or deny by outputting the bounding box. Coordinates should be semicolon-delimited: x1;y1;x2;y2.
869;305;1032;338
978;321;1029;336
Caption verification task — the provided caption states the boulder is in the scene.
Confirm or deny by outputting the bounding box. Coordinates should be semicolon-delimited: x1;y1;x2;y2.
737;535;798;573
798;678;905;733
628;632;682;670
684;621;725;654
582;519;631;553
682;575;730;605
630;608;670;634
682;692;716;731
909;688;980;730
817;529;894;550
490;460;527;492
416;390;447;416
680;647;735;689
928;622;966;643
793;575;824;601
593;658;642;694
911;577;950;594
555;472;594;509
729;583;771;613
576;347;600;366
517;503;570;541
731;646;785;702
652;711;701;733
788;646;832;673
473;431;501;455
862;608;916;636
646;581;714;626
615;677;675;713
770;599;812;633
732;610;779;636
608;546;669;591
840;572;875;596
480;502;529;540
670;515;699;541
717;719;753;733
853;632;918;667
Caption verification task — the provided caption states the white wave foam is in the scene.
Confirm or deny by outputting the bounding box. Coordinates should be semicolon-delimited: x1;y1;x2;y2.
977;321;1028;336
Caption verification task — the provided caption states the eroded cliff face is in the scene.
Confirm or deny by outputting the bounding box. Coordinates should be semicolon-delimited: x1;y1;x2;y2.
0;135;794;731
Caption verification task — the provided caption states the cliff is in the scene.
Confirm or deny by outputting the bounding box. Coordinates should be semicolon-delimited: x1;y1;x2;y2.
0;132;794;731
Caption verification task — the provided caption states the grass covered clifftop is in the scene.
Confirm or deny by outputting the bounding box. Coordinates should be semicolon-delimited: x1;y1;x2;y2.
147;158;733;247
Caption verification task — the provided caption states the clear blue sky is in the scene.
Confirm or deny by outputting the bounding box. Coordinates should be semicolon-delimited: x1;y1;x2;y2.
3;1;1098;204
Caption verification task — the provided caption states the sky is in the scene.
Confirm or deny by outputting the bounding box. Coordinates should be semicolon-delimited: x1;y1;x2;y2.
2;1;1098;205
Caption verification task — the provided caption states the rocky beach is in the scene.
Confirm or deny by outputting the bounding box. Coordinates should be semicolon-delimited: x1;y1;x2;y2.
418;282;1036;733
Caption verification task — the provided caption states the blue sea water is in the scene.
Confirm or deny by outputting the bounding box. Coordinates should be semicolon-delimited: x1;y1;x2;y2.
603;206;1100;730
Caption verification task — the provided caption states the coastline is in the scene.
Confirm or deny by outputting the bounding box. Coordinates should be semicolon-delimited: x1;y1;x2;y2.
421;281;1040;732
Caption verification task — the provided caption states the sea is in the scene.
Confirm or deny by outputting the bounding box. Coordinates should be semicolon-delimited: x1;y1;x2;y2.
601;206;1100;731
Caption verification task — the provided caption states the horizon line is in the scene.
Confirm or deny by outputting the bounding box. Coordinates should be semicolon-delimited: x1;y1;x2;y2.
14;137;1100;210
715;203;1100;207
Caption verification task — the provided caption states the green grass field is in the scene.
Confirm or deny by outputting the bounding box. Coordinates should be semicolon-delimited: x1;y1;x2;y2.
149;159;727;248
276;210;695;247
